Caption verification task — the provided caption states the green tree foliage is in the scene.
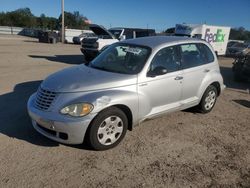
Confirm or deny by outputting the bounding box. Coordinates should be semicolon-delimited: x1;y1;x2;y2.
229;27;250;41
0;8;89;30
36;14;57;30
58;11;89;30
0;8;36;27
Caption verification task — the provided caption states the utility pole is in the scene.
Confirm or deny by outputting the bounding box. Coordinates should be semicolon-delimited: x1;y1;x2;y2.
61;0;65;43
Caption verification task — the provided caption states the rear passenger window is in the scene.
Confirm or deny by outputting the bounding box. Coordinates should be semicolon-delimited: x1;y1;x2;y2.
180;44;204;69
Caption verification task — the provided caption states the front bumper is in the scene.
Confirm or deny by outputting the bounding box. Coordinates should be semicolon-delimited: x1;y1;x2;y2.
27;94;96;144
80;48;99;58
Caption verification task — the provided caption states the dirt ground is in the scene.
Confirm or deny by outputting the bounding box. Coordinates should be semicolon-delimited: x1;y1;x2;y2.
0;35;250;188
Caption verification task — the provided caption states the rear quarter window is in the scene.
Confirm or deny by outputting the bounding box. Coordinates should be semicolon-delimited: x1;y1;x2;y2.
179;43;214;69
180;44;203;69
197;43;215;63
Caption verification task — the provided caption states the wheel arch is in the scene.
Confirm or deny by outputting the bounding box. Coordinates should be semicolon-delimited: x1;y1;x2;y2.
210;81;221;96
88;104;133;133
197;80;222;106
113;104;133;131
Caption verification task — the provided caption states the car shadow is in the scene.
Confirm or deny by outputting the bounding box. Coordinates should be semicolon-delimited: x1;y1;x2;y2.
29;54;86;65
220;66;250;91
23;40;39;43
0;80;58;147
232;99;250;108
0;81;92;149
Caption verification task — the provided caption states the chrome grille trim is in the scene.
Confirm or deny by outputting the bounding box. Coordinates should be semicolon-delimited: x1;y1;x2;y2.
35;87;57;111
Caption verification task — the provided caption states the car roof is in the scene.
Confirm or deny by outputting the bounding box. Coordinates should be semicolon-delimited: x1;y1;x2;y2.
121;36;202;49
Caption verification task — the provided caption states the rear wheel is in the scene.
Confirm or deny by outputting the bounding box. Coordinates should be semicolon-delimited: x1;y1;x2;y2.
198;85;218;113
87;107;128;150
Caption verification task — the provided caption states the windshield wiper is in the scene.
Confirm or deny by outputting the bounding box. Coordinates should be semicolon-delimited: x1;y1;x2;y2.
90;64;128;74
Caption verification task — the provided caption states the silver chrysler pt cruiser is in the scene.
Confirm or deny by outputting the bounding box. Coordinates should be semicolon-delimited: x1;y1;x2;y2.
27;36;225;150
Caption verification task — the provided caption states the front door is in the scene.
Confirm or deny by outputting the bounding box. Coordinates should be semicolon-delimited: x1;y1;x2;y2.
138;45;183;119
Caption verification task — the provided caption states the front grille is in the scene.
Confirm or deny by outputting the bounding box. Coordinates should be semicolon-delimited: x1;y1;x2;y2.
35;87;57;111
81;38;98;49
82;37;97;44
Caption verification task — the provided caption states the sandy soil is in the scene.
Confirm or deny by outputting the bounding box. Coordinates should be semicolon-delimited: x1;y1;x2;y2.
0;35;250;188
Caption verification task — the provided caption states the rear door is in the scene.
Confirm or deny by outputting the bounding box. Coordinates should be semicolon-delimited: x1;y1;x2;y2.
178;43;215;105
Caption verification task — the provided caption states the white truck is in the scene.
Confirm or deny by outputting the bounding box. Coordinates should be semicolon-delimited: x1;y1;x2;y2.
81;24;155;61
175;24;231;55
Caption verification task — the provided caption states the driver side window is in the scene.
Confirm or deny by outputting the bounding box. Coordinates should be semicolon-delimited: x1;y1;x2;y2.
150;46;180;73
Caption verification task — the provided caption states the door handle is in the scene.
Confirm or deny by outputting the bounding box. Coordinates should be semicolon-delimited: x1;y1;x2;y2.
204;69;210;73
175;76;183;80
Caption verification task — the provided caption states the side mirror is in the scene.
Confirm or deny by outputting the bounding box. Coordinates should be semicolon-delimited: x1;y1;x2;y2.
147;66;167;77
119;35;126;41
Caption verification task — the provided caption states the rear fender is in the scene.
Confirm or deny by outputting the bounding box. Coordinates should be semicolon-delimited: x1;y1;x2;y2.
197;70;224;100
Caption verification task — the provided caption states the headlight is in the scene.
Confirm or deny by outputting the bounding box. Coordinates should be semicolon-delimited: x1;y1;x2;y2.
93;42;99;48
60;103;93;117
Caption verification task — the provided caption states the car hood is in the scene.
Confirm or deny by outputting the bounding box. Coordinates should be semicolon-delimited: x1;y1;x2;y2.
41;65;137;93
89;24;115;39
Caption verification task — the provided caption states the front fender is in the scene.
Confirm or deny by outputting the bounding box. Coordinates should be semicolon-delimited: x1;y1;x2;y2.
67;87;139;125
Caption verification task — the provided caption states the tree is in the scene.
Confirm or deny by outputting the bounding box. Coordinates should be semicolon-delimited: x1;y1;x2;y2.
0;8;90;30
8;8;36;27
229;27;250;41
36;13;57;30
58;11;89;30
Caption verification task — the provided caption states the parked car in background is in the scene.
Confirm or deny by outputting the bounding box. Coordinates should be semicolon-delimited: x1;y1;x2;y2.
38;31;59;44
226;42;250;57
27;36;225;150
80;24;156;61
232;52;250;82
227;40;243;48
73;32;96;44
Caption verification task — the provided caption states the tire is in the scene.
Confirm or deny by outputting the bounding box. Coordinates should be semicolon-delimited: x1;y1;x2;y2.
198;85;218;114
87;107;128;150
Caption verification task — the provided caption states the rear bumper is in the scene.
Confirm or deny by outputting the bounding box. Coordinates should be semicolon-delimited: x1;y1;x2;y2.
221;84;226;92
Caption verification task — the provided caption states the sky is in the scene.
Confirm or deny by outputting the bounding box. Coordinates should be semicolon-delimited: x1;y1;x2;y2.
0;0;249;32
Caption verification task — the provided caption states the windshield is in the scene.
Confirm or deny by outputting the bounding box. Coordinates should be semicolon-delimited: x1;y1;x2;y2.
90;44;151;74
79;33;96;38
109;29;123;39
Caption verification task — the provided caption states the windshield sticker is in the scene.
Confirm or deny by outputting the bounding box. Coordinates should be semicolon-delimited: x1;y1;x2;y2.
124;47;142;55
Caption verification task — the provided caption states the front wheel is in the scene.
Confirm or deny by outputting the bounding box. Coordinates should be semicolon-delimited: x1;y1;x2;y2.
87;107;128;150
198;85;218;113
